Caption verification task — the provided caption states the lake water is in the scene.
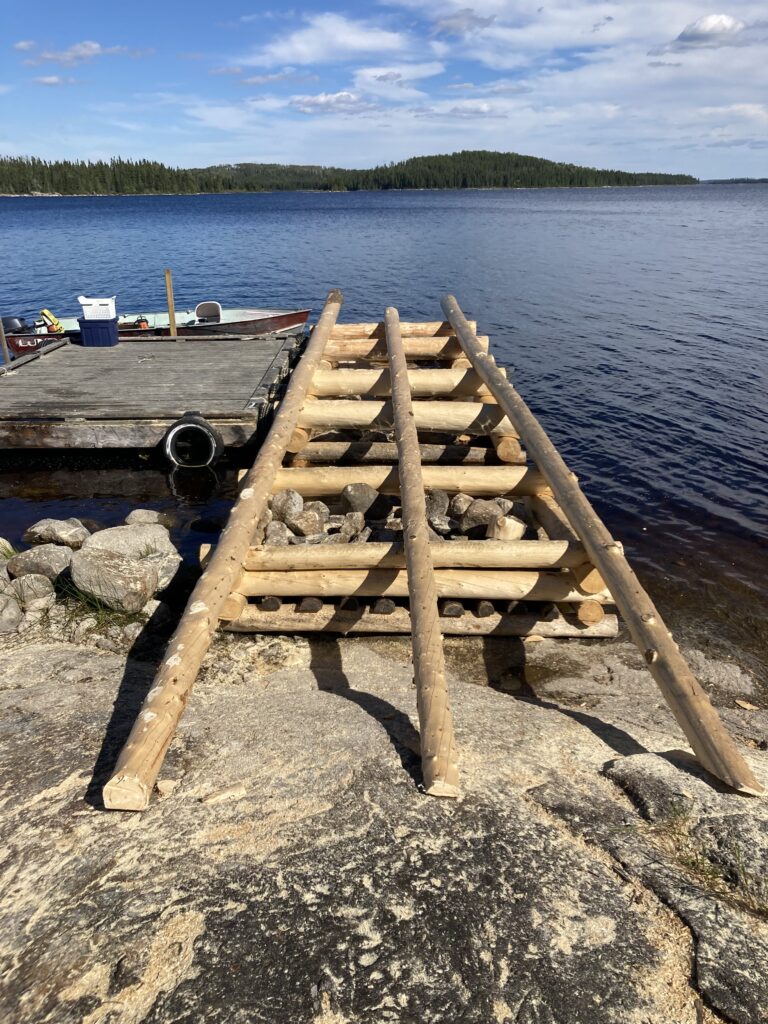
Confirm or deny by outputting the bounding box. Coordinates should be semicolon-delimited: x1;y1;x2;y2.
1;186;767;666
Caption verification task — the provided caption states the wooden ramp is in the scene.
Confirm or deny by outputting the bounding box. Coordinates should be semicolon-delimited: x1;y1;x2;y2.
102;290;763;809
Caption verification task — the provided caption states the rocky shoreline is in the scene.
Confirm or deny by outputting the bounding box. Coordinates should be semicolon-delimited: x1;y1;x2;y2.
1;507;767;1024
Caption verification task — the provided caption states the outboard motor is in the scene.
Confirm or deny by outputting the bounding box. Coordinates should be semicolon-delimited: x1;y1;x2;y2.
162;412;224;468
1;316;29;334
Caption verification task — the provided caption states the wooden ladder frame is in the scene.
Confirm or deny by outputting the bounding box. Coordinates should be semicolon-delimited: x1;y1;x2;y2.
102;290;762;809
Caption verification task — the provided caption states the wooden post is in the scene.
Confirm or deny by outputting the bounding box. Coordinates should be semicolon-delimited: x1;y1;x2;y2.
441;293;762;796
0;318;10;366
385;306;459;798
102;289;345;810
164;268;178;340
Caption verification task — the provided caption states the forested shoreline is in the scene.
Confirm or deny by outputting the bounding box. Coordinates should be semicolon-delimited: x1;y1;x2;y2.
0;151;697;195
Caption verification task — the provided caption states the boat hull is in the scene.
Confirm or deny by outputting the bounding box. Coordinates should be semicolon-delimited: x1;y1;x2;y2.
5;308;310;357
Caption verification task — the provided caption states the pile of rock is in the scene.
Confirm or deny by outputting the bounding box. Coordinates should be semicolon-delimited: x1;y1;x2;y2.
260;484;529;547
0;510;182;634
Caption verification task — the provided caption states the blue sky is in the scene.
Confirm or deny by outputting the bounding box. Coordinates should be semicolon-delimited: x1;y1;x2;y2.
1;2;767;176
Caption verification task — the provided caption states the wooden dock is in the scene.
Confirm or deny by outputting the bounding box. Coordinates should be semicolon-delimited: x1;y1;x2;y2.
100;289;763;809
0;332;302;450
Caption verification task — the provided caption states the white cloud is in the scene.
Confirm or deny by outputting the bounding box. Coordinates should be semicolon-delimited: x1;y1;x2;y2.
0;84;12;95
354;62;444;100
27;40;152;66
13;40;36;52
34;75;77;86
243;13;407;66
433;9;495;37
290;91;380;115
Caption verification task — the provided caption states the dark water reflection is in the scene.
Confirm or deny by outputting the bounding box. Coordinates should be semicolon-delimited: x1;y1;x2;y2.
1;186;766;667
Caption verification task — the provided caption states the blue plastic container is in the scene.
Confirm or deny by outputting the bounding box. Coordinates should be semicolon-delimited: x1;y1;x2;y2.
78;317;119;347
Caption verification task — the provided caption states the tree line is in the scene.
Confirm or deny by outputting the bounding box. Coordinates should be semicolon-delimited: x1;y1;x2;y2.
0;151;697;195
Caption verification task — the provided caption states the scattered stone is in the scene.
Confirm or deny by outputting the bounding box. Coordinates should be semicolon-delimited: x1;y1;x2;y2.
0;563;10;585
6;544;73;582
71;549;159;613
11;574;55;612
352;527;373;544
0;538;15;560
448;492;474;518
325;533;351;545
288;533;327;546
23;518;90;549
495;497;516;516
424;489;450;519
439;599;464;618
125;509;171;527
371;597;396;615
255;507;272;542
460;498;510;534
0;593;23;633
81;524;181;589
427;514;452;537
340;512;365;539
156;778;180;798
264;522;293;546
341;483;392;519
304;501;330;525
297;597;323;613
271;489;304;524
94;635;121;653
70;616;97;643
326;515;346;531
122;621;144;643
141;600;175;630
285;509;325;537
77;518;104;534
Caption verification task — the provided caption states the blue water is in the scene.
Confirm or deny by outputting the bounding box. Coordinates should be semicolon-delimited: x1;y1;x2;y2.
1;186;767;648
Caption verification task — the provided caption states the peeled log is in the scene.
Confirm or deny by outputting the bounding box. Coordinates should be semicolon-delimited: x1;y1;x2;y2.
227;539;588;572
266;465;546;497
238;568;611;602
385;305;459;797
309;368;492;399
297;400;516;438
224;603;619;638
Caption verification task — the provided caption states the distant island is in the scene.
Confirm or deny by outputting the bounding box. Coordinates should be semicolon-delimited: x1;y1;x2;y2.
0;150;697;195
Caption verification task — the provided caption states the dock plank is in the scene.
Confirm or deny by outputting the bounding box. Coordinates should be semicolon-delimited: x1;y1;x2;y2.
0;335;301;448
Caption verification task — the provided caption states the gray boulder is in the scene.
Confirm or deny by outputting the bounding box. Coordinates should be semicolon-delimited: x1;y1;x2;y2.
448;492;473;518
340;511;365;539
70;549;159;613
341;483;392;519
285;508;325;537
81;524;181;589
23;518;90;549
6;544;73;581
11;574;56;612
424;489;450;519
0;593;23;633
125;509;171;527
459;498;510;534
271;489;303;524
264;522;293;547
304;501;330;525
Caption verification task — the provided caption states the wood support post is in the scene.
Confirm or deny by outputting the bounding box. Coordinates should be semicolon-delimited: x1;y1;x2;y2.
385;306;459;797
102;289;345;810
164;268;177;340
442;293;762;796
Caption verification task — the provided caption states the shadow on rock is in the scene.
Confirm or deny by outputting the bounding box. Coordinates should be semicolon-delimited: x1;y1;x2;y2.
308;636;424;791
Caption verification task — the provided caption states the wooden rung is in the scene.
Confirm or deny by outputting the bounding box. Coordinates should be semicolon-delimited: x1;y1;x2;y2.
266;464;547;497
225;603;619;637
326;320;477;339
309;368;492;399
287;441;516;466
323;337;489;361
219;592;246;621
238;568;612;602
297;399;514;437
228;540;588;572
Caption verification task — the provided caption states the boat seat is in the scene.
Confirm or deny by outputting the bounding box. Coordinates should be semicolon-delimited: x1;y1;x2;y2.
194;300;222;323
